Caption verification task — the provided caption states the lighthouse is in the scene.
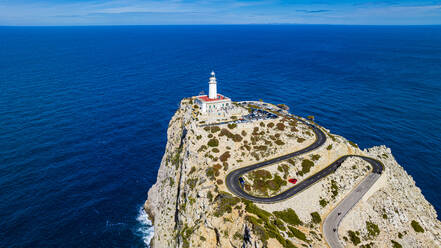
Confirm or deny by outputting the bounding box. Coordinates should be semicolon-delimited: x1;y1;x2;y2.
194;71;232;114
208;71;217;99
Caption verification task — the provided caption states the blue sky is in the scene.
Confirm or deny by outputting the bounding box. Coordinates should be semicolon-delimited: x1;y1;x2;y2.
0;0;440;25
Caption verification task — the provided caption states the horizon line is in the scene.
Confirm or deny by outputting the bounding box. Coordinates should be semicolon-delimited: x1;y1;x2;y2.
1;23;441;27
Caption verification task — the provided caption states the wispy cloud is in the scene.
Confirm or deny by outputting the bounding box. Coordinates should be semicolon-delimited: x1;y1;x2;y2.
296;9;331;14
0;0;440;25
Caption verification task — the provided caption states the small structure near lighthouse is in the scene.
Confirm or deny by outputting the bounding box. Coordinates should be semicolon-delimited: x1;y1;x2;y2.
196;71;232;114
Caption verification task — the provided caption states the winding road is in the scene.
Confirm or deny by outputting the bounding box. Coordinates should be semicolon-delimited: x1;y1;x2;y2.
225;116;383;247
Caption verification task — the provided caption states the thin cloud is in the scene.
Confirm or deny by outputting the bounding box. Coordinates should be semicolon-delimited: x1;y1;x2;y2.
296;9;331;14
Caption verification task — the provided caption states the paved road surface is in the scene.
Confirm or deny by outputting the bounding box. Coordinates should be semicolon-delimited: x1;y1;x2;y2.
224;116;384;247
323;158;382;248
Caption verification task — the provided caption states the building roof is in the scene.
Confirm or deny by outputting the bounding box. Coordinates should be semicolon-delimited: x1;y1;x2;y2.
197;94;230;102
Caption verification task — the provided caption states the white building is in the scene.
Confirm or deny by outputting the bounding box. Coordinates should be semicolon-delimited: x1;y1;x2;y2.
195;71;232;114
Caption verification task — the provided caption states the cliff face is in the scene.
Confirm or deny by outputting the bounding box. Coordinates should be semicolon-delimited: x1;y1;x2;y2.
145;99;441;248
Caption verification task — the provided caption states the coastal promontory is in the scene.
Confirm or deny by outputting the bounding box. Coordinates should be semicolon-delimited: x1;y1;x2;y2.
144;74;441;248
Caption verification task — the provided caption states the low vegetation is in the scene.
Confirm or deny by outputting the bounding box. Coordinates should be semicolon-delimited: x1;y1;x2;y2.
213;192;240;217
298;159;314;176
245;170;287;195
310;212;321;224
330;179;339;198
227;123;237;129
219;128;242;142
207;138;219;147
310;154;320;161
277;164;289;179
319;198;328;208
219;151;230;162
366;221;380;238
273;209;302;226
348;140;358;148
241;200;297;248
348;230;361;245
276;122;285;131
287;226;307;242
391;240;403;248
411;220;424;233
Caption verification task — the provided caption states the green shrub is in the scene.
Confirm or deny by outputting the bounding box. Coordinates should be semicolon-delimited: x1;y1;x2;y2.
206;167;215;179
348;140;358;148
266;174;287;191
326;144;332;150
288;226;307;242
186;178;198;190
275;140;285;145
212;148;219;153
297;137;305;143
411;220;424;233
213;192;240;217
366;221;380;238
267;122;274;128
348;230;361;245
277;164;290;179
310;212;321;224
310;154;320;161
227;123;237;129
210;126;220;133
220;128;242;142
319;199;328;208
245;202;272;222
330;180;339;198
169;177;175;187
276;122;285;131
391;240;403;248
207;191;213;202
245;215;268;244
197;145;207;152
272;218;286;231
254;145;268;151
298;159;314;176
251;152;259;160
273;209;302;226
207;138;219;147
233;231;242;240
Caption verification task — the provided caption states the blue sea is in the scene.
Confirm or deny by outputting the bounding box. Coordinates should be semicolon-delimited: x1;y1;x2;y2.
0;25;440;247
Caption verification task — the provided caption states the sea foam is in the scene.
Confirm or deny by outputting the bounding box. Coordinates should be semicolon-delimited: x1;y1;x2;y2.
136;207;154;247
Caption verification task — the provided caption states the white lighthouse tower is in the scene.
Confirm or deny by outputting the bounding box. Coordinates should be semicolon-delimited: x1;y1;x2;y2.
194;71;232;114
208;71;217;99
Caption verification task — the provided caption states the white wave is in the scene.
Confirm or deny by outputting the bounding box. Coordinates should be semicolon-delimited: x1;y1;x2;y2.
136;206;154;247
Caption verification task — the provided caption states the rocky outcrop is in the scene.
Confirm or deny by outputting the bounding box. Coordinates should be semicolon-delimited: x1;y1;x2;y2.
144;99;441;248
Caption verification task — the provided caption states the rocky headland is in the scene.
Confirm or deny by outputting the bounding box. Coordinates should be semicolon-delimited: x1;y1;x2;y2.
144;98;441;248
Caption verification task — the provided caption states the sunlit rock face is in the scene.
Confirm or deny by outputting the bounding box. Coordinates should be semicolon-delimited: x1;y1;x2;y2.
145;99;441;248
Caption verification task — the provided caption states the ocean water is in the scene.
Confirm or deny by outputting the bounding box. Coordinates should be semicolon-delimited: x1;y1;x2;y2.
0;25;440;247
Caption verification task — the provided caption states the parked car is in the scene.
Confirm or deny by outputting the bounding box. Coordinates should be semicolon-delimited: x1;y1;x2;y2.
239;177;245;187
288;178;297;184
